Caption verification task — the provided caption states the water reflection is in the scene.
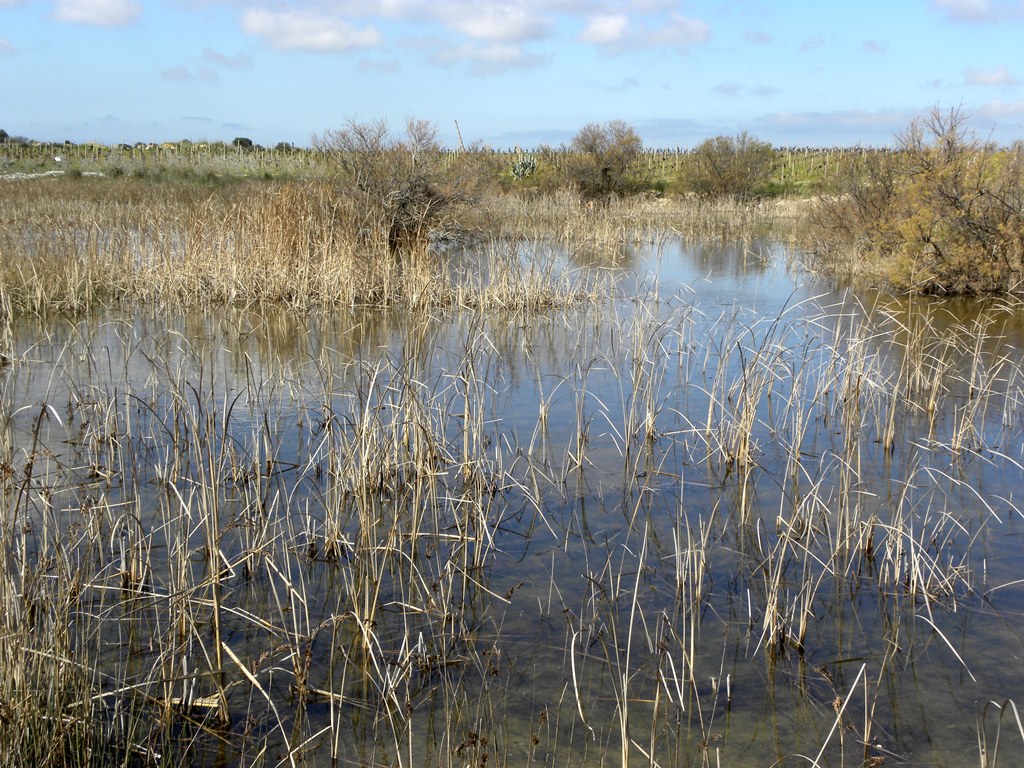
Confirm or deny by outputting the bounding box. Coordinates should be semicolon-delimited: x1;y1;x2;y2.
2;237;1023;766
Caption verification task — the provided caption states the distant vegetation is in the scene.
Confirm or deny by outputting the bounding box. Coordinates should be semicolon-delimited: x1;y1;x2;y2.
0;123;880;199
3;108;1024;296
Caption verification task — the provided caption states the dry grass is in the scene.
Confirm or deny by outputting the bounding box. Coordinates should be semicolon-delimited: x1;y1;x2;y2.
0;176;806;322
0;178;620;315
0;176;1016;766
468;190;802;248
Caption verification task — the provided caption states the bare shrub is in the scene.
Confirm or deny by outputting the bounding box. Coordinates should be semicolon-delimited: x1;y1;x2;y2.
312;118;456;256
565;120;644;201
809;107;1024;294
684;132;776;198
807;149;901;277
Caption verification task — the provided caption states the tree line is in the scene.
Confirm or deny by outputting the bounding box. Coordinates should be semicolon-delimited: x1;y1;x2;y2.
5;111;1023;295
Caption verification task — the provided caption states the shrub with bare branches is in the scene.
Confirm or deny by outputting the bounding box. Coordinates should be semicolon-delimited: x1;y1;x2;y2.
809;107;1024;294
565;120;644;201
685;132;776;199
312;118;456;256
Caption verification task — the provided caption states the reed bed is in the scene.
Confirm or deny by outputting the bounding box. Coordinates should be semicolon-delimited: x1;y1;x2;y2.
469;190;801;249
0;178;630;315
0;258;1022;767
0;177;807;321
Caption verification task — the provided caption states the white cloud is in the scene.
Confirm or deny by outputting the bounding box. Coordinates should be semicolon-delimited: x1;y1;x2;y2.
580;11;708;53
580;14;629;45
228;3;709;65
713;82;782;98
444;3;552;42
375;0;427;17
53;0;141;27
651;14;710;51
863;39;887;54
965;66;1020;85
0;36;14;55
976;99;1024;118
758;108;918;145
930;0;1024;21
242;9;382;52
431;41;544;73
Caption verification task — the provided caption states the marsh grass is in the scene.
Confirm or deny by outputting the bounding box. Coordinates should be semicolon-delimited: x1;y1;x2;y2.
469;191;797;252
0;177;800;326
0;226;1021;766
0;178;620;316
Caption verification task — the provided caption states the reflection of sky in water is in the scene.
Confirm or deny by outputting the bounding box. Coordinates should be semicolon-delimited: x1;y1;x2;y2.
2;238;1024;766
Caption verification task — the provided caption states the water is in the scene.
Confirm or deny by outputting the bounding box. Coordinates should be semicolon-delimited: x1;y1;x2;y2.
2;237;1023;766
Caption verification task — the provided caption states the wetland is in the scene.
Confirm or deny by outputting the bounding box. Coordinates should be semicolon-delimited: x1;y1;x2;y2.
3;204;1024;766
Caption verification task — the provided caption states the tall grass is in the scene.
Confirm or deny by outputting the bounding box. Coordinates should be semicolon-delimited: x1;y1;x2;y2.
0;177;802;319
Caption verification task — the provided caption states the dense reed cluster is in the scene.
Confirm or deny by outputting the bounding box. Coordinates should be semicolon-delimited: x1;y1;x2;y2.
0;175;801;318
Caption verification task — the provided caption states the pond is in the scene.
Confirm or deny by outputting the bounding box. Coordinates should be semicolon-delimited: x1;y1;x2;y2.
2;235;1023;767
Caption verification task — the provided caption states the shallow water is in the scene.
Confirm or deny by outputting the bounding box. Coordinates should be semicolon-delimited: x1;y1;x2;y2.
3;237;1024;766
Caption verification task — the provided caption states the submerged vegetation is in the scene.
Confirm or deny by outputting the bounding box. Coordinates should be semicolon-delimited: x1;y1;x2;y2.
2;111;1024;766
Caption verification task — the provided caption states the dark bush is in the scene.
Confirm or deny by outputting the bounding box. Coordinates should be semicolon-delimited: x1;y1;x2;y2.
565;120;644;201
684;132;775;198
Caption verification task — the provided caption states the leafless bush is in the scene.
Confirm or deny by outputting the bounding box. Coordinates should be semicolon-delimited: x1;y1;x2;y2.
312;118;457;255
809;107;1024;294
564;120;644;201
685;132;776;198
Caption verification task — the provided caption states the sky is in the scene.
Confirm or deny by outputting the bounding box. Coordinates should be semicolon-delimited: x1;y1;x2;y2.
2;0;1024;149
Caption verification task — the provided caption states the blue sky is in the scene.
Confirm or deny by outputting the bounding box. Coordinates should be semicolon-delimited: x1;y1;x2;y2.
2;0;1023;148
